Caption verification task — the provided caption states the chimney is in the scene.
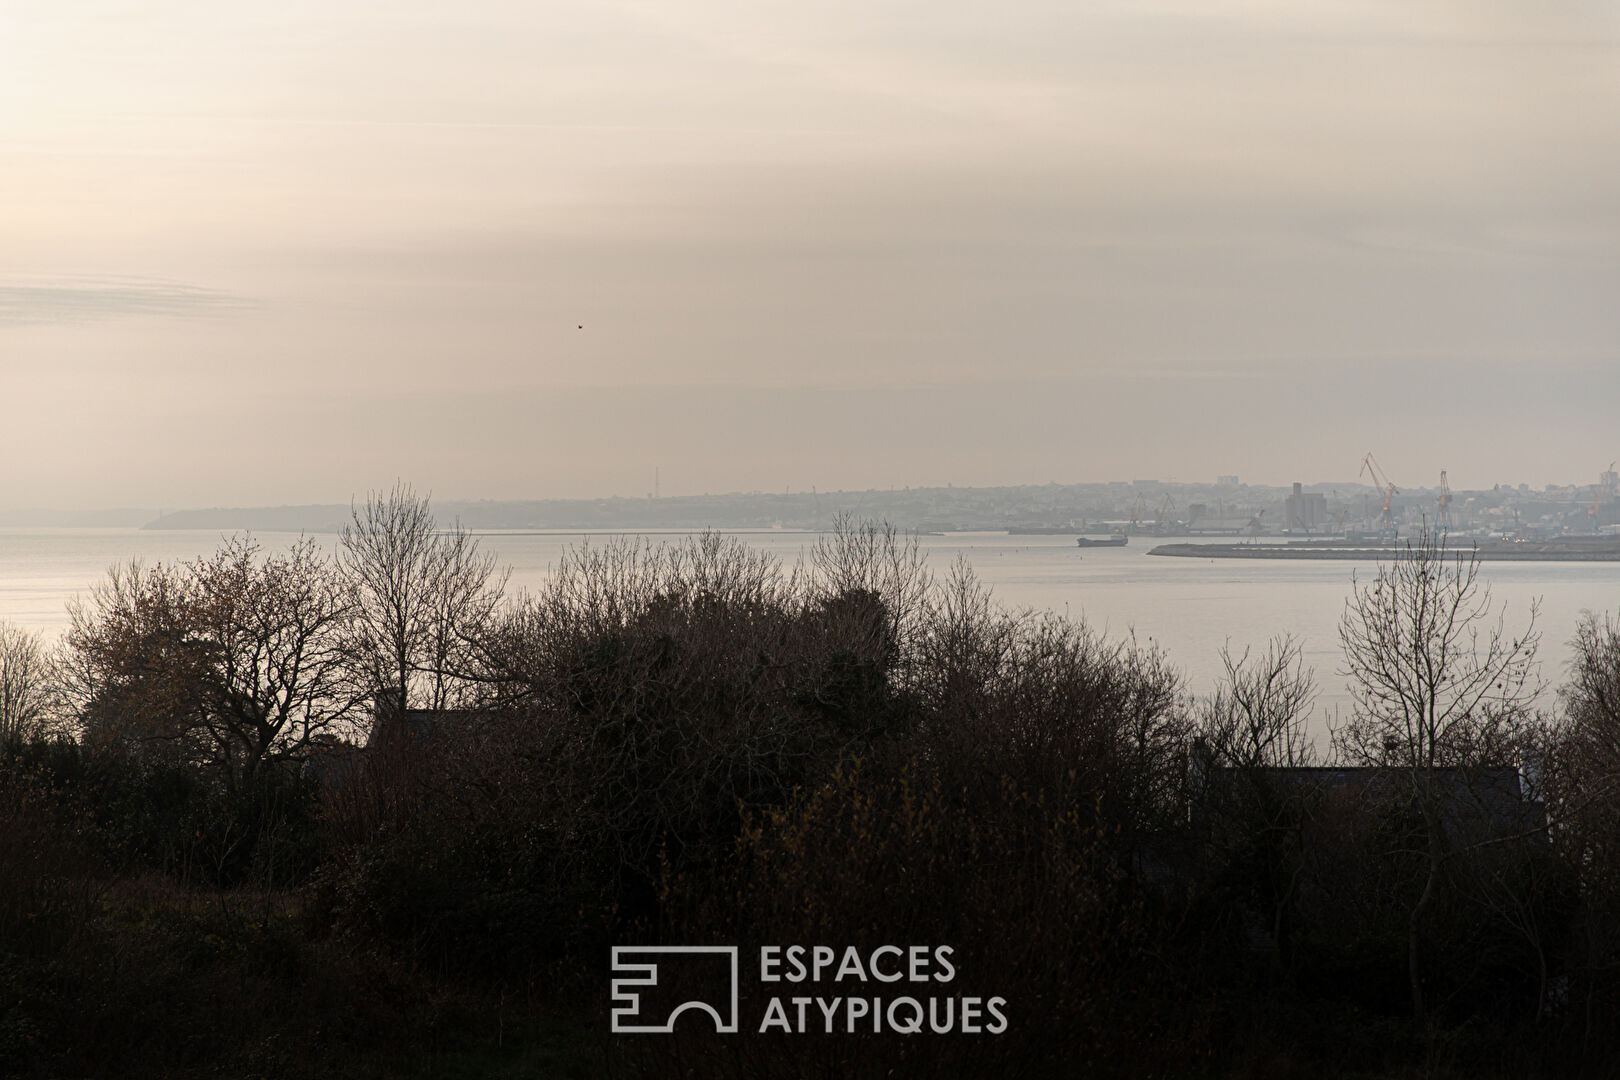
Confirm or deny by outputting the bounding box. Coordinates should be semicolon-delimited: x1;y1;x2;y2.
1188;737;1213;824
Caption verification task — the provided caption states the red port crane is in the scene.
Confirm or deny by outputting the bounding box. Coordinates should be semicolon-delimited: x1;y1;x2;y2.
1360;453;1399;542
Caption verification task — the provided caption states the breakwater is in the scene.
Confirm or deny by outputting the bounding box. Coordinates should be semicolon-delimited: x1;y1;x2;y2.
1148;540;1620;562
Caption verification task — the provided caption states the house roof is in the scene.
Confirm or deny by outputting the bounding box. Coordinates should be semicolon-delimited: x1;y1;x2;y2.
365;707;489;749
1200;764;1547;841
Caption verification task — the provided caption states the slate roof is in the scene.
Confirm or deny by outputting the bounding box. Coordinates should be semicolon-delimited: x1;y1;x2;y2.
1196;763;1548;843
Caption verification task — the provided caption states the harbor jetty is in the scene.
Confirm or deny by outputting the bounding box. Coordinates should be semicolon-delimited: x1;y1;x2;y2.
1147;537;1620;562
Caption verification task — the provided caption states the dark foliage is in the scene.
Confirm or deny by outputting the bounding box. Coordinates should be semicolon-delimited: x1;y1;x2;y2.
2;520;1618;1077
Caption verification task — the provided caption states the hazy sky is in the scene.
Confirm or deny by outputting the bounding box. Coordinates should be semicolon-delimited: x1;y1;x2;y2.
3;1;1618;507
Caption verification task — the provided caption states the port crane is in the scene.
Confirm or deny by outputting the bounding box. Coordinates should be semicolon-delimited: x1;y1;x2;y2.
1126;493;1147;534
1360;453;1399;542
1438;470;1452;535
1153;494;1176;535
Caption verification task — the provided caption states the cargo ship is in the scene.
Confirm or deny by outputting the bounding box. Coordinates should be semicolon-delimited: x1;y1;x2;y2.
1076;535;1129;548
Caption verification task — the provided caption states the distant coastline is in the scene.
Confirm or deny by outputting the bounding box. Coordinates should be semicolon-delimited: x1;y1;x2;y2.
134;481;1297;534
0;471;1611;540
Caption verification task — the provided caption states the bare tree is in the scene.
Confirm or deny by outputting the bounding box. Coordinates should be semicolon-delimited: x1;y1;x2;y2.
57;540;360;788
809;515;931;681
337;483;507;722
1333;529;1543;1020
1553;607;1620;1044
916;555;1189;840
1563;609;1620;754
0;621;49;741
1191;637;1319;975
1198;634;1318;770
421;523;508;709
913;554;1021;745
186;534;359;788
1336;533;1542;772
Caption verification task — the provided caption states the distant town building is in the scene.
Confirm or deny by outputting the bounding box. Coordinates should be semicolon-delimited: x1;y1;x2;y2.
1217;475;1240;487
1284;482;1327;532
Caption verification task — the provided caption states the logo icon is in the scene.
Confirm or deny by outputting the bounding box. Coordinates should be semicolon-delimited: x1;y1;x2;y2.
611;946;740;1034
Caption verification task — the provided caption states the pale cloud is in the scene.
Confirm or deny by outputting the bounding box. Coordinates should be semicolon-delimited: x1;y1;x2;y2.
0;277;246;326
